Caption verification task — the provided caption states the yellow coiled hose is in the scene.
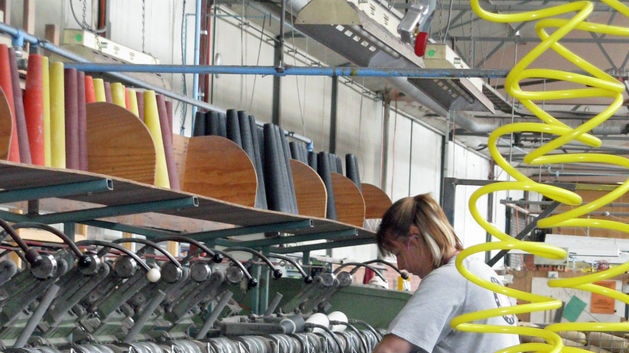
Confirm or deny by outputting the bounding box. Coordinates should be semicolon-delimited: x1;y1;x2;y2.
451;1;629;352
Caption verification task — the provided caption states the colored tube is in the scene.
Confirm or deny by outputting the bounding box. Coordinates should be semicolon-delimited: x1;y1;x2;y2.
451;2;629;352
8;47;30;163
0;44;18;162
143;90;170;188
49;61;66;168
156;94;179;190
93;78;106;102
84;75;96;103
127;88;139;117
42;56;51;167
76;70;88;171
111;82;126;108
23;54;44;165
64;68;79;169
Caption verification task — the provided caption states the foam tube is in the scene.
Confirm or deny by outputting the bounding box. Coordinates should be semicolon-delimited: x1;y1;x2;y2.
23;54;44;165
9;47;31;164
206;111;224;136
238;112;266;209
317;151;337;220
42;56;51;166
110;82;126;108
76;71;88;171
192;111;206;136
64;68;79;169
156;94;179;190
93;78;106;102
103;81;112;103
127;88;139;117
0;44;19;162
345;153;362;191
84;75;96;103
248;114;267;209
263;123;285;212
49;61;66;168
225;109;242;147
165;100;174;132
135;90;145;121
278;125;298;213
143;90;170;188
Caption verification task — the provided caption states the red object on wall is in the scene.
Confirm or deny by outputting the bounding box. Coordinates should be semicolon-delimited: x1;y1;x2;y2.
414;32;429;57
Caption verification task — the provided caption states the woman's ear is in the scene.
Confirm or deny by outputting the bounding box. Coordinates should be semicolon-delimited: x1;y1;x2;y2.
408;225;421;238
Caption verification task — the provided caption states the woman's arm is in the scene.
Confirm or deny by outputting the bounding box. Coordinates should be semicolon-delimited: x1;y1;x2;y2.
372;334;428;353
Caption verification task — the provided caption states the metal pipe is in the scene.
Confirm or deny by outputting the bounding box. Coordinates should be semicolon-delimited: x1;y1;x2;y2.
61;62;510;78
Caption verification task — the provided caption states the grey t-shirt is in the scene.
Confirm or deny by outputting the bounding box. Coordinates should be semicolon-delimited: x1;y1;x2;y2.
387;256;520;353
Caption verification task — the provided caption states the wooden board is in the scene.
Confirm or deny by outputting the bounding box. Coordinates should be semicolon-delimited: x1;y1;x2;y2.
182;135;257;207
0;88;12;160
290;159;327;218
331;172;366;227
361;183;392;218
86;102;156;185
171;133;189;186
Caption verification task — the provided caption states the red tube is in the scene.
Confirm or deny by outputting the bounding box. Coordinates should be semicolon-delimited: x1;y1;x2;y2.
9;47;31;164
24;54;45;165
0;45;19;162
76;70;88;171
84;75;96;103
64;68;79;169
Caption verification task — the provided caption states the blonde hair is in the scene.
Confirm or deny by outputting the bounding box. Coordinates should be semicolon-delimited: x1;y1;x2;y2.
376;193;463;267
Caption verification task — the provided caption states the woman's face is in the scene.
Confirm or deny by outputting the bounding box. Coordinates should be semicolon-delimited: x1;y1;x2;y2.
388;226;434;278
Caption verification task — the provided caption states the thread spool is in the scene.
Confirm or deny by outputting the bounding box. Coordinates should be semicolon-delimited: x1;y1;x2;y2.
93;78;106;102
143;90;170;188
0;44;19;162
110;82;126;108
24;54;44;165
41;56;51;166
49;61;65;168
327;311;348;332
305;312;329;334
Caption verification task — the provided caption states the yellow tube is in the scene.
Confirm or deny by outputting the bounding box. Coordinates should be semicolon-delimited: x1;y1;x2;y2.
453;1;629;352
49;61;65;169
93;78;106;102
110;82;126;108
41;56;51;167
143;90;170;188
127;88;139;117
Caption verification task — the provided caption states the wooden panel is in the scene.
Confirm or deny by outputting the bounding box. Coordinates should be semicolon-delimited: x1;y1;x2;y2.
172;133;189;188
86;102;157;185
182;135;257;207
331;172;366;227
0;88;11;160
290;159;327;218
361;183;392;218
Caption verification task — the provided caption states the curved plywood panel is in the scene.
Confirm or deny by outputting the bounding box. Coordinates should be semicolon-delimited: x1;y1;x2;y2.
86;102;156;184
0;88;11;160
183;135;257;207
290;159;327;218
331;172;365;227
361;183;392;218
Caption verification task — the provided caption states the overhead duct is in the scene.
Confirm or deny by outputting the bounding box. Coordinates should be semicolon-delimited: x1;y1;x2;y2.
293;0;495;115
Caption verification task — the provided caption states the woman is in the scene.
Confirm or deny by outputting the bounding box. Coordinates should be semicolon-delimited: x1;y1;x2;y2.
372;193;519;353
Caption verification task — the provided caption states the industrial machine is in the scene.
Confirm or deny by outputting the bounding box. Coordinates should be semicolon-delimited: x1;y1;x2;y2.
0;220;405;353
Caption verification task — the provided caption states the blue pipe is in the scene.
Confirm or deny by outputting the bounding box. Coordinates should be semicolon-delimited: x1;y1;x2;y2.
61;62;510;78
